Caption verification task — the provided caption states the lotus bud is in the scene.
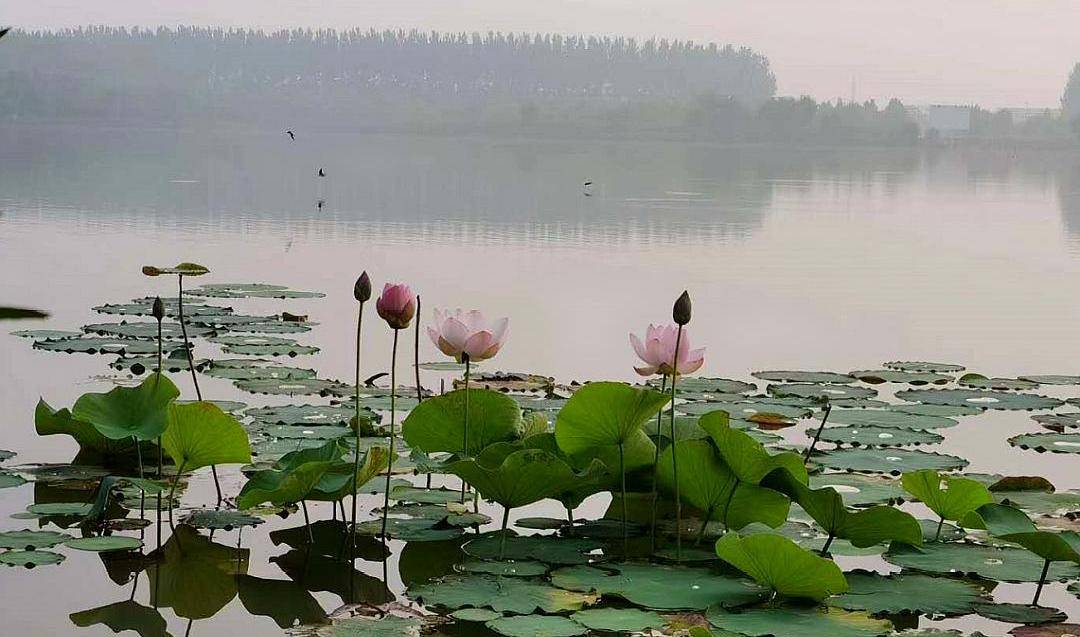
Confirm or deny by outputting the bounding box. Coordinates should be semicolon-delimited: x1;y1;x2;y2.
354;271;372;303
673;290;692;326
151;297;165;322
376;282;417;330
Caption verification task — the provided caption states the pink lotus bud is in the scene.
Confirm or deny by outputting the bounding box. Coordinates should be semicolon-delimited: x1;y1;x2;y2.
375;283;417;330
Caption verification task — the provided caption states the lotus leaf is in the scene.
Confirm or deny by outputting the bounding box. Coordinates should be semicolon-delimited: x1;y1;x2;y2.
0;472;26;489
515;517;567;530
410;574;598;614
892;403;984;417
828;571;983;616
808;473;904;507
264;424;351;440
679;401;812;419
451;607;501;621
236;575;328;629
816;425;944;447
884;542;1080;582
994;490;1080;517
895;388;1062;411
26;502;94;516
355;516;464;541
974;602;1067;624
714;532;846;601
330;616;421;637
237;439;342;509
1032;413;1080;431
143;262;209;276
72;373;179;441
463;534;604;565
816;448;967;474
0;529;70;550
163;401;251;473
768;383;877;401
849;369;952;385
177;399;247;413
235;378;348;396
149;525;248;619
455;371;554;393
555;382;670;455
65;535;143;552
1009;432;1080;454
830;398;891;409
829;409;957;429
967;503;1080;564
885;361;966;373
247;403;356;426
190;282;324;298
390;486;462;504
550;562;764;610
10;329;81;340
652;376;757;394
0;550;65;567
188;313;285;327
459;560;548;577
202;359;317;381
568;607;665;631
706;606;892;637
82;321;214;340
486;615;586;637
35;336;173;355
180;508;265;530
752;371;855;384
207;334;319;356
902;470;992;537
403;388;521;456
69;601;171;637
958;374;1039;390
1009;624;1080;637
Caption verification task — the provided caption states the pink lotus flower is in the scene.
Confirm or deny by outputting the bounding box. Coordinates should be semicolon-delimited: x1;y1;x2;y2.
630;323;705;377
427;309;509;362
376;283;417;329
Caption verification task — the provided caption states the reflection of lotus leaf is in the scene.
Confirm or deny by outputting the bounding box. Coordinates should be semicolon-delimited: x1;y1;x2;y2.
1009;432;1080;454
884;361;965;373
707;605;892;637
816;425;943;447
411;574;598;614
551;562;764;610
69;600;172;637
753;371;855;384
896;389;1062;411
884;542;1080;582
149;525;249;619
817;448;967;475
486;615;586;637
828;571;984;616
235;574;328;629
769;383;877;401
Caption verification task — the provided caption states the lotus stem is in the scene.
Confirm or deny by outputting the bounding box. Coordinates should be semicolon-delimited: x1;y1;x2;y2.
167;460;186;527
649;373;669;552
134;436;146;518
414;295;423;402
351;296;366;561
379;329;400;541
803;402;833;462
695;506;714;546
933;517;946;541
302;500;313;543
670;324;683;562
820;531;835;556
1032;558;1051;605
176;274;223;505
566;506;574;526
499;506;510;559
155;316;163;374
460;355;471;504
618;441;628;556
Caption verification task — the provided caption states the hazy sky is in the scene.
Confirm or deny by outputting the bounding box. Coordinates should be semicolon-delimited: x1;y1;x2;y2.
8;1;1079;108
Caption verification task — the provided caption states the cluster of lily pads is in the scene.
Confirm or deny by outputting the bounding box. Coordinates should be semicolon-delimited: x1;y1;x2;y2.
3;266;1080;637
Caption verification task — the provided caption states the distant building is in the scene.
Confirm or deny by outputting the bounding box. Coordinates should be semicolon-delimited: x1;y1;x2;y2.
926;105;973;138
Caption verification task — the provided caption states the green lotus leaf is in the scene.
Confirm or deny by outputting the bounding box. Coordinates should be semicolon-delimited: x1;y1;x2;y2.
706;605;892;637
142;262;209;276
993;489;1080;517
246;403;356;426
72;373;179;441
207;334;319;357
250;437;329;461
448;444;603;511
463;534;604;565
458;560;548;577
816;425;943;447
262;424;351;440
35;399;142;456
10;329;81;340
828;571;984;616
390;485;462;504
235;378;348;397
149;525;248;619
828;409;958;429
180;508;265;530
895;388;1062;411
187;313;285;328
1020;375;1080;385
1009;432;1080;454
235;575;328;629
958;373;1039;391
884;542;1080;582
753;371;855;384
34;337;175;355
163;401;252;473
514;517;567;530
807;473;904;507
410;574;597;614
329;616;421;637
679;401;812;419
202;359;317;381
884;361;966;373
699;410;808;485
550;562;765;610
112;354;199;375
308;446;390;502
82;321;215;340
0;471;25;489
849;369;952;385
714;532;848;601
64;535;143;552
237;439;341;509
26;502;94;516
1032;413;1080;431
652;376;758;394
768;383;877;402
974;602;1067;624
177;399;247;413
554;381;670;456
69;601;171;637
967;503;1080;563
0;550;65;568
891;403;984;417
190;282;324;298
485;615;586;637
0;529;71;550
570;608;666;632
355;516;464;541
901;470;993;535
816;448;967;474
451;607;501;621
764;469;922;549
402;388;521;456
830;398;891;409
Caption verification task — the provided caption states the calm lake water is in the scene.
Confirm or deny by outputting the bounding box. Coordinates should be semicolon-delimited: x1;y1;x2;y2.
1;124;1079;635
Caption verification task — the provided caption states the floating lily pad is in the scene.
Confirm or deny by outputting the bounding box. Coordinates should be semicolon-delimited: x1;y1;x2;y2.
891;403;985;417
82;321;214;340
815;448;967;474
885;361;966;373
550;563;764;610
455;372;555;393
753;371;855;384
1009;432;1080;454
235;378;347;396
651;377;757;394
707;606;892;637
26;502;94;517
1009;625;1080;637
390;486;463;504
202;359;318;381
418;360;469;371
1020;375;1080;385
223;320;313;334
410;574;597;614
451;608;501;622
0;530;70;550
190;283;325;299
111;354;200;375
262;424;352;441
884;542;1080;582
515;517;567;530
458;560;548;577
34;337;177;356
849;370;952;385
569;608;665;632
355;515;464;542
0;550;65;568
10;329;81;340
808;473;904;507
0;472;25;489
958;374;1039;391
486;615;586;637
830;398;891;409
1032;413;1080;431
464;535;604;566
816;425;944;447
828;409;958;430
895;389;1062;411
181;509;265;530
246;404;356;427
828;571;983;616
207;335;319;357
65;536;143;552
188;314;286;328
330;616;422;637
680;401;812;420
769;384;877;401
0;450;14;463
993;490;1080;517
974;602;1067;624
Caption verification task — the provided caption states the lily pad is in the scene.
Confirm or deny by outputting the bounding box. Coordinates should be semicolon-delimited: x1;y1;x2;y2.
190;283;325;299
456;372;555;393
515;517;567;530
26;502;94;516
816;425;943;447
892;403;985;417
206;335;319;357
1009;625;1080;637
64;535;143;552
958;374;1039;391
885;361;966;373
10;329;81;340
769;384;877;401
680;401;812;420
263;424;352;440
0;472;25;489
390;486;463;504
486;615;586;637
753;371;855;384
34;337;175;356
459;560;548;577
707;606;892;637
403;389;522;457
1020;375;1080;385
1031;413;1080;431
808;473;904;507
570;608;666;632
895;389;1062;411
974;602;1067;624
330;616;422;637
410;574;598;614
235;378;348;396
651;377;757;394
464;535;604;565
884;542;1080;582
111;354;199;374
849;369;952;385
828;571;984;616
1009;432;1080;454
828;409;958;429
816;448;967;474
82;321;214;340
142;262;209;276
202;359;318;381
180;508;265;530
246;404;356;427
0;550;66;568
0;530;71;550
550;562;765;610
451;608;501;621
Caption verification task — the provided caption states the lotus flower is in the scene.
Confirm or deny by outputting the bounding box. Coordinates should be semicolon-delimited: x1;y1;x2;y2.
427;309;508;362
630;323;705;377
376;283;417;329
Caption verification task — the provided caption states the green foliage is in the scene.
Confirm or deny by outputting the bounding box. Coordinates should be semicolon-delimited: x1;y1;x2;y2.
35;399;138;456
149;525;248;620
967;503;1080;564
901;469;992;533
402;388;521;456
162;401;251;472
714;532;848;601
237;439;341;509
72;373;179;441
550;562;765;610
447;443;604;510
554;381;670;455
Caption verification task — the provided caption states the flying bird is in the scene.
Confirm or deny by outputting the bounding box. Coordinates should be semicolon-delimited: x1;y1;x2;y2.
318;168;326;177
285;130;295;141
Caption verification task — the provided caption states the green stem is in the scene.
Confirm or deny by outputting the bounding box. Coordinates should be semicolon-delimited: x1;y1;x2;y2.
499;506;510;559
934;517;944;541
460;355;471;504
1032;558;1051;605
302;500;313;543
670;325;683;562
820;531;836;556
695;506;714;546
566;506;574;525
379;329;400;541
414;295;423;402
803;403;833;462
167;460;186;527
156;317;162;374
177;274;222;505
649;374;669;552
619;441;628;557
351;299;365;561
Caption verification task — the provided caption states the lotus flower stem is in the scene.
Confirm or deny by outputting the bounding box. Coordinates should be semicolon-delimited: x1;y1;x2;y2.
499;506;510;559
414;295;423;402
619;441;628;556
460;354;471;504
649;373;669;551
379;329;400;541
302;500;313;543
803;402;833;462
351;291;367;562
176;274;223;504
1032;558;1051;605
670;325;683;562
